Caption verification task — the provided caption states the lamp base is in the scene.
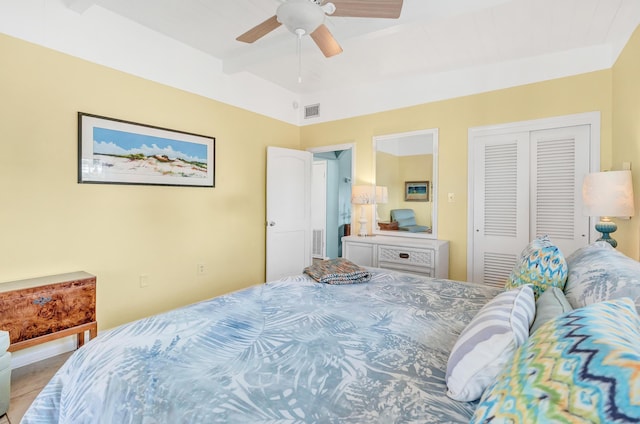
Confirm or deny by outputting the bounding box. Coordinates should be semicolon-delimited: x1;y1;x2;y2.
358;205;368;237
595;217;617;248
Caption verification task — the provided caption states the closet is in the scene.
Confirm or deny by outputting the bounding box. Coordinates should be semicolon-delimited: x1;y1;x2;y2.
467;113;600;286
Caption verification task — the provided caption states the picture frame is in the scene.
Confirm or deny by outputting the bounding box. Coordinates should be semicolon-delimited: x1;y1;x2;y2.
405;181;429;202
78;112;215;187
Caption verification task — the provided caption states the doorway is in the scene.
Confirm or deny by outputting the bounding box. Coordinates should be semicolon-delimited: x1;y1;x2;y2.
308;144;355;259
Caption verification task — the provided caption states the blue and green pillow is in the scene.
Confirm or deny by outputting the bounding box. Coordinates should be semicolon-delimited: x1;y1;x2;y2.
505;235;568;299
471;297;640;423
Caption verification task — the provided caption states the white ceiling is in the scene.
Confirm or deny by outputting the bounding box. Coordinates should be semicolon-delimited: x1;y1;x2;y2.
65;0;640;96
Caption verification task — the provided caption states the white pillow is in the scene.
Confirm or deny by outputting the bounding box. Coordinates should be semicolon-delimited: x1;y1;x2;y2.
445;285;535;402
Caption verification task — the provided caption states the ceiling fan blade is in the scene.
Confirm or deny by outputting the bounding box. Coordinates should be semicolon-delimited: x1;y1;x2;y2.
236;15;282;43
329;0;403;19
310;24;343;58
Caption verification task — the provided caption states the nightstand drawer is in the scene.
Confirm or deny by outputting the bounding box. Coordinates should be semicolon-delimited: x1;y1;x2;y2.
0;280;95;344
0;272;97;351
378;245;434;267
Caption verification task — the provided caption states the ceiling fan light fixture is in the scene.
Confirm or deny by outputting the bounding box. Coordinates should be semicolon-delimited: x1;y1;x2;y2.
277;0;325;36
322;2;336;15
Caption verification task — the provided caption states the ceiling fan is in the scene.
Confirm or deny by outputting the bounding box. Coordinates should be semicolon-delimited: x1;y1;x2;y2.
236;0;404;58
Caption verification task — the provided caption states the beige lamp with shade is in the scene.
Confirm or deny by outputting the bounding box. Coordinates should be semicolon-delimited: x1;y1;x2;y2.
352;185;375;237
582;170;635;248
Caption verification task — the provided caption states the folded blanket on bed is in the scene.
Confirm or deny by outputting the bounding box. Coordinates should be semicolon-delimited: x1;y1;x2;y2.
304;258;371;284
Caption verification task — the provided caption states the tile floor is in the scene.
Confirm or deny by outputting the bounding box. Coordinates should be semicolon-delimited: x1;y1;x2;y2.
1;352;72;424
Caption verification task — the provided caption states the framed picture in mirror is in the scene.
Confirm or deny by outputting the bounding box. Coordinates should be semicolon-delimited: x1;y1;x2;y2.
405;181;429;202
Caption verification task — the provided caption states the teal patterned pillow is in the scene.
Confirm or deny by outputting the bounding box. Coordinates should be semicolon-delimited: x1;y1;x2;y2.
505;235;568;299
471;298;640;423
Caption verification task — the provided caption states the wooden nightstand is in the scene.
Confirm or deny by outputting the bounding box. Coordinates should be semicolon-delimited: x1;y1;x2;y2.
0;272;97;352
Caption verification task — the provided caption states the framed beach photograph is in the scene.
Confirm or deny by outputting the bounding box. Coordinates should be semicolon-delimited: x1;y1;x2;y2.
78;112;215;187
405;181;429;202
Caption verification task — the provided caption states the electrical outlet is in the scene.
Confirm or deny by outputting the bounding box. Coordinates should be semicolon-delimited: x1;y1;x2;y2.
139;274;149;288
197;263;206;276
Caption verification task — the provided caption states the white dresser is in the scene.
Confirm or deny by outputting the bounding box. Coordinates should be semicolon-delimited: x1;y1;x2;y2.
342;235;449;278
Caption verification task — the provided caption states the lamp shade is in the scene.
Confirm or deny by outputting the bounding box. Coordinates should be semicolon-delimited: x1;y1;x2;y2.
376;186;388;204
352;185;375;205
582;170;635;217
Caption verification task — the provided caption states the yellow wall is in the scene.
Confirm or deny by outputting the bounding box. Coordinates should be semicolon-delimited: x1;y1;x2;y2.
0;34;300;329
301;72;614;280
612;25;640;260
2;25;638;330
398;155;433;227
376;153;433;226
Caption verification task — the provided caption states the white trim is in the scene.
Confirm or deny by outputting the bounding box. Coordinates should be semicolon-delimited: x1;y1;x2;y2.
0;2;624;126
10;337;76;369
466;111;601;281
306;142;356;184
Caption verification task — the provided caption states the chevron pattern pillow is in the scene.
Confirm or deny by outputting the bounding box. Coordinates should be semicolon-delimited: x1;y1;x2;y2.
471;297;640;423
505;235;568;299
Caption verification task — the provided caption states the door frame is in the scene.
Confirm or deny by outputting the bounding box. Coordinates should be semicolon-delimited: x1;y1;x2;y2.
307;143;356;257
307;142;356;177
466;111;601;281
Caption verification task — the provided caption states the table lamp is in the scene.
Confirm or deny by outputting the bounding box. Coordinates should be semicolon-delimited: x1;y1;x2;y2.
352;185;375;237
582;170;635;248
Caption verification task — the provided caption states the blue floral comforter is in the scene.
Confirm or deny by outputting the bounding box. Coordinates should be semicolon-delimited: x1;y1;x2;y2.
22;268;500;423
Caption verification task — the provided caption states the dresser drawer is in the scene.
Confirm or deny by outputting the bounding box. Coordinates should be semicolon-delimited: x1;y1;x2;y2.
378;262;435;278
0;278;96;345
378;245;435;268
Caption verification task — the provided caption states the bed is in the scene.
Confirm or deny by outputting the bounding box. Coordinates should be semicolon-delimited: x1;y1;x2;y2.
22;268;501;423
22;240;640;423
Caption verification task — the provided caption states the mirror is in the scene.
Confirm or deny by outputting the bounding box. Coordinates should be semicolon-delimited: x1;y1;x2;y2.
373;128;438;239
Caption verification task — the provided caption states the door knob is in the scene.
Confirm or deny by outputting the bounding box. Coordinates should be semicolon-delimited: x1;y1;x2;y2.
268;221;276;227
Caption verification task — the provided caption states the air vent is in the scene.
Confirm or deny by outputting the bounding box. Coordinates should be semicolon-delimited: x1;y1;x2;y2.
312;229;324;257
304;103;320;119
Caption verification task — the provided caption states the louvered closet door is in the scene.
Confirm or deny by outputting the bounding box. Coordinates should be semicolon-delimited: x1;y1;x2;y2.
530;125;590;256
472;132;530;287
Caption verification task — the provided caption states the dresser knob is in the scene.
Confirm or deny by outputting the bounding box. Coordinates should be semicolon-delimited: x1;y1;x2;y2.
399;253;409;259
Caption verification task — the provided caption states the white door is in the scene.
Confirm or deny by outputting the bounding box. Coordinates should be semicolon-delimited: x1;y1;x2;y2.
266;147;312;282
471;124;592;286
530;125;591;256
472;132;530;286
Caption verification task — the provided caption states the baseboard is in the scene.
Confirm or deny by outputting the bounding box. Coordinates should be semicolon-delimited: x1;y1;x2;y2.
10;336;76;369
